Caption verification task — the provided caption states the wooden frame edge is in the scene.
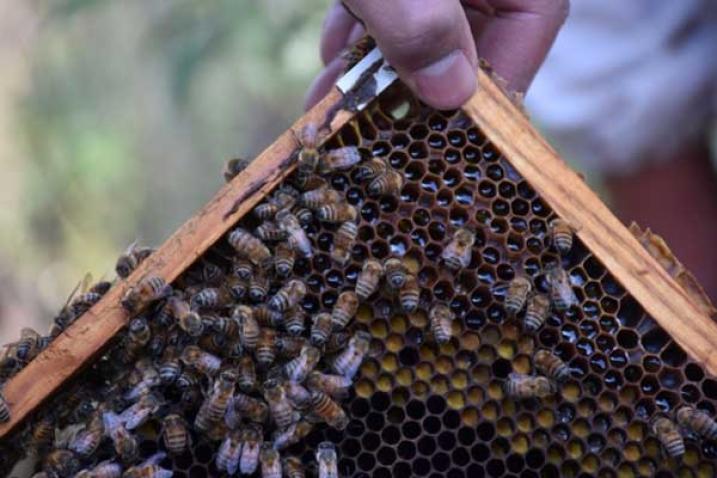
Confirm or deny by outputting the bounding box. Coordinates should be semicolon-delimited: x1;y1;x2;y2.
463;68;717;376
0;88;355;439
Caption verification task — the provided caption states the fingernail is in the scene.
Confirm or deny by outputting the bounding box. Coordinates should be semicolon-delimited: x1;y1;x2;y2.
410;51;476;109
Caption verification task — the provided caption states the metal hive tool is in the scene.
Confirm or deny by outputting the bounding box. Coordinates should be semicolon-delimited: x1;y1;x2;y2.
1;46;717;478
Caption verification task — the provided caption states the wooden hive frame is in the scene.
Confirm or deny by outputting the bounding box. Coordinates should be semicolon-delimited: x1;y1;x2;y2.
1;65;717;443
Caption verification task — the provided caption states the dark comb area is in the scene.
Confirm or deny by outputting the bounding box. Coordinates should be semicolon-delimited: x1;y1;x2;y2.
1;81;717;478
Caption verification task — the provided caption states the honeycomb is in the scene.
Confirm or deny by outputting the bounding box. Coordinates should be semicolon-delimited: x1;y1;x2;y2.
2;81;717;478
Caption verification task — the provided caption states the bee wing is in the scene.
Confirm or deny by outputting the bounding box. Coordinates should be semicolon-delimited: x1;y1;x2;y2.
321;146;362;172
79;272;93;294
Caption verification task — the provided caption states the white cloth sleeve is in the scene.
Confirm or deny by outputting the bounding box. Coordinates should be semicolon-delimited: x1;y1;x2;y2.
525;0;717;175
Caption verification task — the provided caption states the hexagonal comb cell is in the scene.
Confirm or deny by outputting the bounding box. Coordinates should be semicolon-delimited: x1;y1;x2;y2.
3;81;717;478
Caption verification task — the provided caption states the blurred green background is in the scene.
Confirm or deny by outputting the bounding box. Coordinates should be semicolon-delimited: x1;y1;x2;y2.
0;0;329;342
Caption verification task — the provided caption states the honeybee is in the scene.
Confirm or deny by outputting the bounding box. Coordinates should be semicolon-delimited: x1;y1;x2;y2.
102;411;138;462
534;349;570;382
523;294;551;333
550;218;574;256
264;379;298;429
260;443;282;478
330;290;359;331
158;347;182;384
210;314;241;339
504;277;532;315
167;297;204;337
146;334;166;359
546;263;578;311
675;405;717;440
255;328;278;368
269;279;307;313
0;349;19;382
195;370;237;432
75;460;122;478
116;241;155;279
318;145;362;174
249;268;270;303
122;452;172;478
504;373;556;399
294;123;321;189
253;304;284;328
237;355;257;392
300;185;343;210
283;456;306;478
310;313;334;347
236;306;260;351
316;441;339;478
233;258;254;281
190;285;233;310
119;392;162;430
429;303;455;344
272;420;313;450
383;257;408;289
180;345;222;378
284;308;306;336
0;392;10;423
216;429;243;475
223;157;252;182
355;156;387;181
30;412;56;451
331;330;371;380
368;169;404;197
43;449;81;477
255;221;288;243
341;35;376;69
651;415;685;457
330;221;358;265
276;209;313;258
15;327;42;363
161;414;190;455
231;393;269;424
355;259;384;300
126;317;151;351
228;227;272;266
284;345;321;383
399;274;420;313
274;241;295;277
441;227;475;271
254;189;297;221
306;371;353;400
293;206;314;226
240;425;264;474
285;381;312;411
316;202;358;223
276;335;308;359
54;274;111;330
121;276;171;314
176;368;202;391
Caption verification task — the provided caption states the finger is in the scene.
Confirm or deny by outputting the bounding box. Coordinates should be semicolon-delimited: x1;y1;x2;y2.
345;0;478;110
476;0;569;93
346;22;366;46
304;56;347;111
320;1;359;65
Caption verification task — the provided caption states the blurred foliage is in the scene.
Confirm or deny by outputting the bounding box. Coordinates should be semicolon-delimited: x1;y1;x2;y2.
0;0;329;340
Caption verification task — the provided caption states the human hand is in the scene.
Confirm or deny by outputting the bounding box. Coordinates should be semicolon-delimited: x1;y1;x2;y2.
305;0;569;110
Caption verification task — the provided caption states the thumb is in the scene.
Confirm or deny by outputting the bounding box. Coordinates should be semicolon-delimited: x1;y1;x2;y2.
344;0;478;110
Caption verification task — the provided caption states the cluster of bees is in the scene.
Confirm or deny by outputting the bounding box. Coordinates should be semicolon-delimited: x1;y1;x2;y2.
2;109;717;478
0;121;461;478
500;219;717;459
